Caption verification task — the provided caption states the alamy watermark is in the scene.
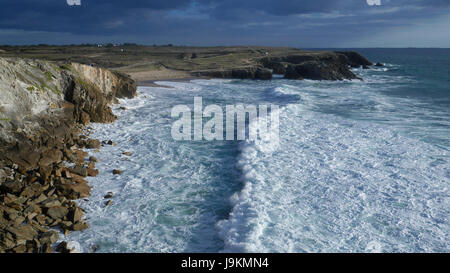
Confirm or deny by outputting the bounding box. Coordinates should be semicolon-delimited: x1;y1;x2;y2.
171;97;280;148
366;0;381;6
67;0;81;6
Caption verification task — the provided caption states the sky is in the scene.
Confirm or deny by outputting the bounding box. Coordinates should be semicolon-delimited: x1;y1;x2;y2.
0;0;449;47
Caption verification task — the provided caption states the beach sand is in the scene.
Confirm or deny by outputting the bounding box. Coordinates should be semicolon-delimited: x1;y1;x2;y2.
129;68;208;88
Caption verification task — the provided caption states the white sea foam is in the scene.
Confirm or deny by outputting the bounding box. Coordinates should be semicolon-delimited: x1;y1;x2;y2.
64;72;449;253
218;102;449;252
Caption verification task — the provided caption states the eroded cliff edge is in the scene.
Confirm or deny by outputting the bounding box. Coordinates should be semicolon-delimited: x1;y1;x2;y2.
192;50;373;81
0;57;136;253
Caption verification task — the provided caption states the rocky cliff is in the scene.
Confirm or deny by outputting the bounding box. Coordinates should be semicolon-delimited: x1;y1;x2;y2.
191;51;372;81
259;51;372;80
0;57;136;253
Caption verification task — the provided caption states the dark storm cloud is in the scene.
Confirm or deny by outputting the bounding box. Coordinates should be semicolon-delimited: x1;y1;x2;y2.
0;0;449;46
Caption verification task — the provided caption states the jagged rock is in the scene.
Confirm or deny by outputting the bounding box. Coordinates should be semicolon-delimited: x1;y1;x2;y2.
104;192;114;199
122;152;132;156
89;156;98;162
69;173;88;184
87;168;99;177
42;243;53;253
193;66;273;80
55;241;71;253
41;199;62;208
69;165;88;177
39;230;59;245
85;138;101;149
87;161;95;169
19;186;36;198
105;200;113;207
0;180;24;194
6;224;38;241
285;61;358;81
89;244;99;253
335;51;373;67
72;221;89;231
68;207;83;223
39;165;53;180
12;244;27;253
54;168;62;177
34;194;48;204
0;169;6;184
112;169;122;175
375;62;384;67
46;206;68;220
104;140;115;146
39;149;63;167
59;182;91;199
62;169;72;178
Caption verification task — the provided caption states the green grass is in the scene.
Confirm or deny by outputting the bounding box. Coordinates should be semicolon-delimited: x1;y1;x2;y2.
54;85;62;95
26;85;35;93
60;63;72;71
40;82;49;91
77;78;89;88
45;71;53;81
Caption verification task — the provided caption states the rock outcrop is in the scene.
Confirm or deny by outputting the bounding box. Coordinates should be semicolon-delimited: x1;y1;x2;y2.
192;51;372;81
0;57;136;253
259;51;372;80
193;66;272;80
284;60;359;81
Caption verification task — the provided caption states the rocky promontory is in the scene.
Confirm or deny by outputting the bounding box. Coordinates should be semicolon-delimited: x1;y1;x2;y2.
0;57;136;253
258;51;372;80
192;51;372;81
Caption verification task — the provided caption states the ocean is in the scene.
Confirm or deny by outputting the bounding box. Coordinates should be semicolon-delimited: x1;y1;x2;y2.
65;48;450;253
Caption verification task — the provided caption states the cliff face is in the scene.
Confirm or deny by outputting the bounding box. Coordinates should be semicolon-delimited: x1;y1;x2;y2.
193;66;273;80
191;51;372;81
0;58;136;156
0;57;136;253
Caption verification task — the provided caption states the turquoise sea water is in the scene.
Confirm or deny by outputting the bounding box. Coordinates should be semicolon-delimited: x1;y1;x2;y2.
66;49;449;253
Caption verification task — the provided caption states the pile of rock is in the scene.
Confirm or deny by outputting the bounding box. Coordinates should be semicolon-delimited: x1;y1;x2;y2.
0;136;100;253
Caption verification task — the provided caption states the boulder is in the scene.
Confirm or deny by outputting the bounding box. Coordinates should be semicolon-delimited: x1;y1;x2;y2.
0;169;6;184
42;243;54;253
112;169;122;175
85;138;101;149
55;241;72;253
72;221;89;231
12;245;27;253
69;165;88;177
87;168;99;177
39;231;59;245
6;224;38;241
41;199;62;208
46;206;68;220
0;180;24;194
104;192;114;199
68;207;83;223
59;182;91;199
